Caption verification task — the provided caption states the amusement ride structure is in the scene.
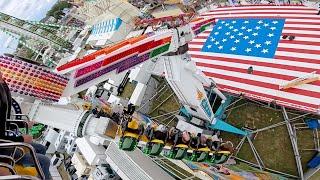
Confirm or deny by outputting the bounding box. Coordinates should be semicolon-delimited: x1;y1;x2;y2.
1;0;320;180
0;12;83;67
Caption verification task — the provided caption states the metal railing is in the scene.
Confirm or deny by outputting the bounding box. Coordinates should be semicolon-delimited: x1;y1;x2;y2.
0;162;16;175
0;175;40;180
0;142;45;179
7;114;31;134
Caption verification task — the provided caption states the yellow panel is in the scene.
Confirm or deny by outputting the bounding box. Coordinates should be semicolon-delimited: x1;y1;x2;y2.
176;144;188;148
128;119;139;129
217;151;231;154
140;135;149;142
198;147;211;152
14;165;38;176
151;139;165;144
124;132;139;139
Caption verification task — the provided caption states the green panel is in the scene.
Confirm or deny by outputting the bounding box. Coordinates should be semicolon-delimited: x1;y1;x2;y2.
200;23;211;32
150;43;170;58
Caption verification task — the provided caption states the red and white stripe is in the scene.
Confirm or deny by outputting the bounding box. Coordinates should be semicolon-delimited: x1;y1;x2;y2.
188;5;320;113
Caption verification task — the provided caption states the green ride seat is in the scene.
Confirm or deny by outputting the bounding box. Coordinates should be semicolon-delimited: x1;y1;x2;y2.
150;143;163;156
197;152;208;162
121;137;137;151
175;148;187;160
214;151;230;164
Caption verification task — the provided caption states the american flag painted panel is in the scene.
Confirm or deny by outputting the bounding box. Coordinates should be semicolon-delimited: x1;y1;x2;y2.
188;5;320;113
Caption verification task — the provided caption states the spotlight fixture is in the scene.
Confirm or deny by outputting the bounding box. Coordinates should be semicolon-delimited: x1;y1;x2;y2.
289;36;295;41
247;66;253;74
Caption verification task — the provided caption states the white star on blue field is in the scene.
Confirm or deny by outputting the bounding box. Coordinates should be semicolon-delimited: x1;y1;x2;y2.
201;18;285;58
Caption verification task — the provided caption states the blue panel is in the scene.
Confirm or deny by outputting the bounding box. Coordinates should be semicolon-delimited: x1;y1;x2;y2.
97;23;102;34
201;18;285;58
91;18;123;35
200;99;213;120
100;21;105;33
110;19;114;31
210;119;247;135
111;19;117;31
104;21;109;33
114;18;122;31
105;20;110;32
306;119;320;129
100;22;104;33
307;154;320;168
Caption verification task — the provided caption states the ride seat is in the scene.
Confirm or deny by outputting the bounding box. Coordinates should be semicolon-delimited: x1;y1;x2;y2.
14;165;37;176
0;140;44;179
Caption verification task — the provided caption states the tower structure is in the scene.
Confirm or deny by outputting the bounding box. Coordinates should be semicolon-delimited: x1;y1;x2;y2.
0;12;76;66
28;21;83;32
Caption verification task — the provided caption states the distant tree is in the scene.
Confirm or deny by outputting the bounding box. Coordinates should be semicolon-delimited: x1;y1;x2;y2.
46;1;72;19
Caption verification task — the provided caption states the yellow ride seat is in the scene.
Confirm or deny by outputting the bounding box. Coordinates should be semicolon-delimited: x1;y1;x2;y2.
124;132;139;139
198;147;211;152
217;151;231;154
140;135;149;142
128;119;139;130
175;144;188;148
14;165;37;176
151;139;164;144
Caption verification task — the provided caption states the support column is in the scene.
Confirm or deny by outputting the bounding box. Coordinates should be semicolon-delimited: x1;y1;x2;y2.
282;107;304;179
247;136;265;170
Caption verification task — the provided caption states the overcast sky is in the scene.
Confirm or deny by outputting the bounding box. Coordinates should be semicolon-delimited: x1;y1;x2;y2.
0;0;58;54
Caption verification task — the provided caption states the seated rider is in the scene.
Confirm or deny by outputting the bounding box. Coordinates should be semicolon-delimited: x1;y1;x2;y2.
176;131;191;145
178;131;190;145
0;73;51;179
126;103;135;116
198;134;208;149
168;127;190;146
219;141;234;153
189;133;199;149
167;127;178;143
210;134;221;151
152;124;167;142
122;117;144;135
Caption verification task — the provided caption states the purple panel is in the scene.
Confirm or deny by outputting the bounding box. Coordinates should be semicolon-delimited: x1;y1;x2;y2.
75;61;103;78
75;53;150;87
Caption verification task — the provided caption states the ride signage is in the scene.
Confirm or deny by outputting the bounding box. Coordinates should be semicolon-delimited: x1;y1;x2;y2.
197;90;215;124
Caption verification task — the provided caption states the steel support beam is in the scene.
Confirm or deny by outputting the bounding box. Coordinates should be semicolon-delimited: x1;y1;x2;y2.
282;107;304;179
149;93;174;114
224;97;243;110
247;136;265;170
234;157;299;179
137;85;167;111
151;110;179;120
225;102;248;112
234;136;246;156
251;112;308;134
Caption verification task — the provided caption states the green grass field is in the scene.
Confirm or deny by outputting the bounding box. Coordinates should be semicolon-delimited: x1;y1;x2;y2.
148;81;180;127
221;102;320;177
119;82;136;99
